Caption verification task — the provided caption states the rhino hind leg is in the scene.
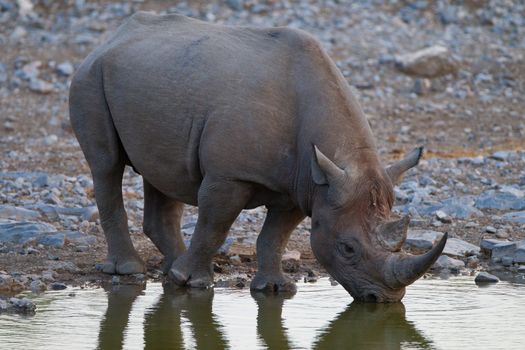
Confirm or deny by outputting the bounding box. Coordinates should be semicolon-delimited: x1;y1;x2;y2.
69;71;145;275
93;166;146;275
250;207;305;293
143;179;186;272
169;178;254;288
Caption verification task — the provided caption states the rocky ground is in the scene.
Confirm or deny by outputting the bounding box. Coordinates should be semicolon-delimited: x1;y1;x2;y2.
1;0;525;312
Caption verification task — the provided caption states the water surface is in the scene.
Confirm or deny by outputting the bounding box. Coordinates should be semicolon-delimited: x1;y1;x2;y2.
1;277;524;349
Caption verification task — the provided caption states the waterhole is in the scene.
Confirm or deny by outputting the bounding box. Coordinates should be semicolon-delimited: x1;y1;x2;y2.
1;277;524;349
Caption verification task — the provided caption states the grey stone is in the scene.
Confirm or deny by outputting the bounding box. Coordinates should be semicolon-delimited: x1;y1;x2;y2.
475;272;499;284
29;78;54;94
56;61;74;76
491;242;517;262
405;229;445;250
480;239;508;254
217;237;234;255
64;231;96;246
0;220;57;244
432;255;465;271
491;151;516;161
432;220;443;227
74;33;96;45
37;233;66;248
6;297;36;315
443;238;480;257
395;45;458;78
49;282;67;290
16;61;40;81
440;197;483;219
485;226;497;233
475;191;525;210
30;279;47;292
499;185;524;198
501;211;525;224
111;275;120;285
31;205;98;222
413;78;431;96
501;256;513;266
32;174;49;187
514;241;525;264
0;205;41;220
436;210;452;223
457;156;485;165
495;231;509;239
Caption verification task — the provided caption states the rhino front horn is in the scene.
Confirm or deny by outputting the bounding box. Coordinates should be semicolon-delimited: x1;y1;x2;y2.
385;232;448;289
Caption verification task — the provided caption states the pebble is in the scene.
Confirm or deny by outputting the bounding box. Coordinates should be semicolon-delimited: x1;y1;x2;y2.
436;210;452;223
282;250;301;261
475;272;499;284
30;279;47;292
29;78;54;94
49;282;67;290
229;255;242;266
56;61;74;76
485;226;497;234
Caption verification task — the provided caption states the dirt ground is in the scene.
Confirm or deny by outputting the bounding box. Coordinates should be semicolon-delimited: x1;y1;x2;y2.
1;0;524;294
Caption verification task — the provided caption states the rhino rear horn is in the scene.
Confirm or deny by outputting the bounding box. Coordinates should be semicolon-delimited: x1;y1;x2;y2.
386;147;423;185
311;145;346;186
377;216;410;252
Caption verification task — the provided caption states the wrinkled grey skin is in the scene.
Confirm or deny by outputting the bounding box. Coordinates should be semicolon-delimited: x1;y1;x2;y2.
70;13;446;302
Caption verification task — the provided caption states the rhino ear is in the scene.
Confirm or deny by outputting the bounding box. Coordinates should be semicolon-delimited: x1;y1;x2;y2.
311;145;346;186
386;147;423;185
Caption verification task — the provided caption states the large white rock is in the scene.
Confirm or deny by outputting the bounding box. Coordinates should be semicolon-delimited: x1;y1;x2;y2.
395;45;458;78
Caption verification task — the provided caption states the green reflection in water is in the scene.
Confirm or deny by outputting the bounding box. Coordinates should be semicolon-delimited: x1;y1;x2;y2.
96;283;432;350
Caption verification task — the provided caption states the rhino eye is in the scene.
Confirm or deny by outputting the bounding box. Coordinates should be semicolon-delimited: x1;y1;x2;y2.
338;242;355;259
343;244;354;255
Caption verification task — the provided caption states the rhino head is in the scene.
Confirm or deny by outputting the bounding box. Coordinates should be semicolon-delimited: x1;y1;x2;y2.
310;146;447;302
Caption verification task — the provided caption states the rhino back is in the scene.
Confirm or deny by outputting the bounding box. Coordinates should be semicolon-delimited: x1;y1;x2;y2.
95;13;310;202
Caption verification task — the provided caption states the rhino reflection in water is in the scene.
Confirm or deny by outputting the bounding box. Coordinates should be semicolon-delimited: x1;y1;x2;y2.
97;285;431;350
97;284;226;350
313;303;434;350
71;12;448;302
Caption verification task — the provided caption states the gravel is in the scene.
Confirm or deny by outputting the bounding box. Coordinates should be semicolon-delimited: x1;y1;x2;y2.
0;0;524;293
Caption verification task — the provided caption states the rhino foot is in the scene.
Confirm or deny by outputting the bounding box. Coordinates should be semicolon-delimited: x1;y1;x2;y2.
169;256;214;288
97;254;146;275
250;273;297;293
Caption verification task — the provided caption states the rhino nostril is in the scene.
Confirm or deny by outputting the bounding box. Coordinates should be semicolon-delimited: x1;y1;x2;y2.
364;293;378;303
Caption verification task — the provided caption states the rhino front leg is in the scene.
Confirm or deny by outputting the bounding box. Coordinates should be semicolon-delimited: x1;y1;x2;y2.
251;207;305;293
143;179;186;272
169;178;254;288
